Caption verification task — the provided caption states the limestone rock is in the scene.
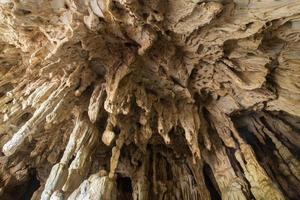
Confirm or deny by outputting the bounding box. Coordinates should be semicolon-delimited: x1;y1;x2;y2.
0;0;300;199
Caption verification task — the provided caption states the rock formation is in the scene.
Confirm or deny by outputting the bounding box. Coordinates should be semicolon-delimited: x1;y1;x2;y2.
0;0;300;199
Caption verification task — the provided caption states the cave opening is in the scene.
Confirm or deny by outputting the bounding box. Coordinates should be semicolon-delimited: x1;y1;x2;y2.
203;164;221;200
24;168;40;200
3;168;41;200
117;175;133;200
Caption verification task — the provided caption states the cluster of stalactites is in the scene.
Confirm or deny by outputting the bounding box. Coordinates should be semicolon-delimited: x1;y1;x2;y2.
0;0;300;199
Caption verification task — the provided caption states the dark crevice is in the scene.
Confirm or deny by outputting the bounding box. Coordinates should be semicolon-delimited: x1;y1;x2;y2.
0;83;13;98
24;168;40;200
233;112;300;199
271;111;300;132
68;155;76;166
117;175;133;200
203;163;221;200
260;115;300;159
225;147;256;199
17;112;33;126
3;168;40;200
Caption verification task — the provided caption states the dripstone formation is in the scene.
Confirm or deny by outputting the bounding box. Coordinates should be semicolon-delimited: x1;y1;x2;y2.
0;0;300;199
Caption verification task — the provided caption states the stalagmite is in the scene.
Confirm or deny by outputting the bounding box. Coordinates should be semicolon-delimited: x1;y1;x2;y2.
0;0;300;199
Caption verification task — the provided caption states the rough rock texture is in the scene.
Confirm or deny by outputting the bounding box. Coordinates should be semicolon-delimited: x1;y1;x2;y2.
0;0;300;199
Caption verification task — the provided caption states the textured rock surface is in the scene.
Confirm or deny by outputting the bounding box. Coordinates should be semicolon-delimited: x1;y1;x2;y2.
0;0;300;199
